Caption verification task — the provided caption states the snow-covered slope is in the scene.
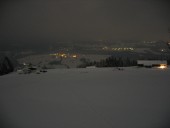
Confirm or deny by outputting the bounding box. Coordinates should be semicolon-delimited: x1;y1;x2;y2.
0;67;170;128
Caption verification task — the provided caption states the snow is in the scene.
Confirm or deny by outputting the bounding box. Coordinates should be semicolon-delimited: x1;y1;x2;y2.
0;67;170;128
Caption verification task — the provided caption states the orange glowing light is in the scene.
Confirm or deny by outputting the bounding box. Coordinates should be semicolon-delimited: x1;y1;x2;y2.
158;64;167;69
72;55;77;58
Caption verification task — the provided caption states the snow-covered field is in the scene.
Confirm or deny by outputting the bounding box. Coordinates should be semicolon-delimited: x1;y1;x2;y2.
0;67;170;128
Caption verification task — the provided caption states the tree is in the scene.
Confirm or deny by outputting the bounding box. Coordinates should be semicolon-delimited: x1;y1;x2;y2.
0;56;14;75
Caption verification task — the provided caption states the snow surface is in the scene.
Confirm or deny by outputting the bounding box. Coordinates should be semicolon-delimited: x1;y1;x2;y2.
0;67;170;128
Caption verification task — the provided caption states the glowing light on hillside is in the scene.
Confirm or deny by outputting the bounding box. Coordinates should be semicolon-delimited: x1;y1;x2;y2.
72;55;77;58
158;64;167;69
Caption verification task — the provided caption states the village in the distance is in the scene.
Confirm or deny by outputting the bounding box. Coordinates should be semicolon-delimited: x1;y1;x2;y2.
0;39;170;75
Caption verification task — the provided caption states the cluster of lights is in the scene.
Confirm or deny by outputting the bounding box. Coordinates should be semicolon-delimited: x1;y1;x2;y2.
112;48;134;51
102;47;134;51
49;53;77;58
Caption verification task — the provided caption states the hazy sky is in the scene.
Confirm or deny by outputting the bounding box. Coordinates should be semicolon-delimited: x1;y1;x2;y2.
0;0;170;45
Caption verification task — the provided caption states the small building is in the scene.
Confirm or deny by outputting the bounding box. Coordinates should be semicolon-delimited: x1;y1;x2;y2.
137;60;167;68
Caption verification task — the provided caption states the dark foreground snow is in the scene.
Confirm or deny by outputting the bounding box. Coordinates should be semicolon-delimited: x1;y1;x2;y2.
0;67;170;128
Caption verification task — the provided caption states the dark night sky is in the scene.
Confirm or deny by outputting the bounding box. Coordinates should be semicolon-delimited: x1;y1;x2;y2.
0;0;170;45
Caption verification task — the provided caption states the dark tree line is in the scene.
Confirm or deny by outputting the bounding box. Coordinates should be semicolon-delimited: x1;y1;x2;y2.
96;57;137;67
78;56;137;68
